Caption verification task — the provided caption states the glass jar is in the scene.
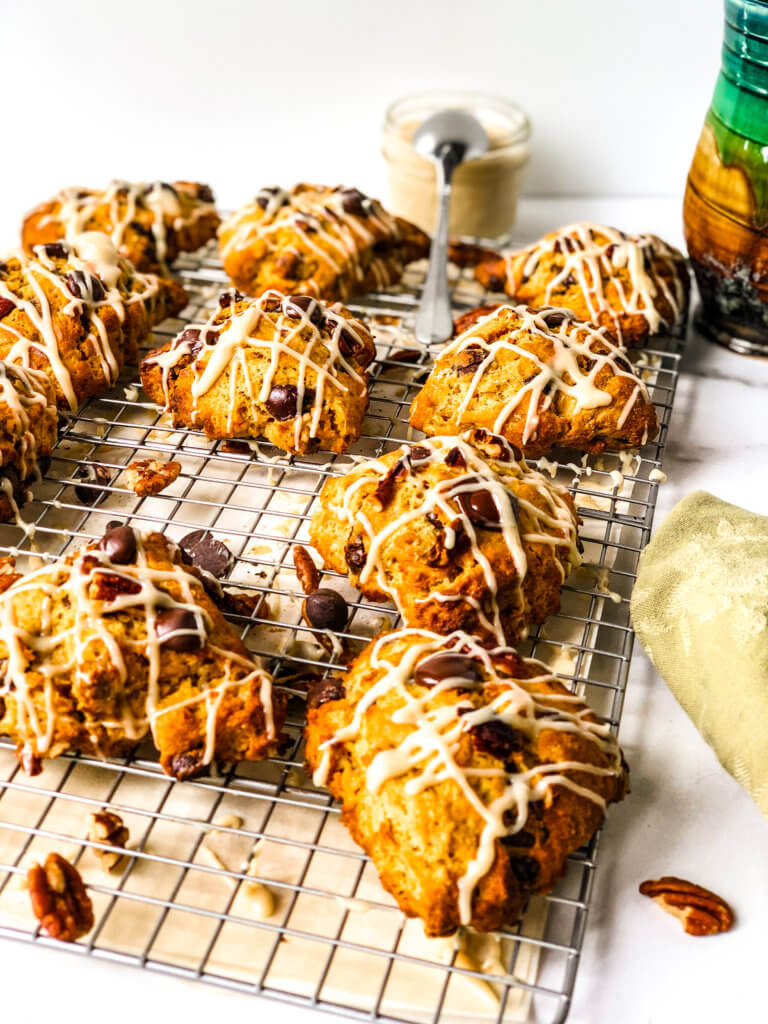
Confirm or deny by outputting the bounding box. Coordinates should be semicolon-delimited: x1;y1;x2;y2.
683;0;768;355
382;90;531;241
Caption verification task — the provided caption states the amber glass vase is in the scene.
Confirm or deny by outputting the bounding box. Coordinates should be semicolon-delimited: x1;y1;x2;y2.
684;0;768;355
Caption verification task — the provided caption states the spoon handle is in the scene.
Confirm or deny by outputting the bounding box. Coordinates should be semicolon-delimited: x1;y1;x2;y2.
414;155;454;345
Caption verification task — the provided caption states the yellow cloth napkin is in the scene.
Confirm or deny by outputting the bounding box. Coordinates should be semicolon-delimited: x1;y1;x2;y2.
631;490;768;821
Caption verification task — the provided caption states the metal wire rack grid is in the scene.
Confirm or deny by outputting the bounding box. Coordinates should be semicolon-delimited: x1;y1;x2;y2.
0;241;686;1024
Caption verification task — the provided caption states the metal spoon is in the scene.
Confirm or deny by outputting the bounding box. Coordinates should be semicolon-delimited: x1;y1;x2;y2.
412;109;489;345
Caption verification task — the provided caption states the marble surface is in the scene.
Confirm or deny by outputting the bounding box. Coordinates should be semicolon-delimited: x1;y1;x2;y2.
3;197;767;1024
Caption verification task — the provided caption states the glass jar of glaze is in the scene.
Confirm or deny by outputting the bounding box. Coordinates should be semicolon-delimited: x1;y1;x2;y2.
382;90;530;241
683;0;768;355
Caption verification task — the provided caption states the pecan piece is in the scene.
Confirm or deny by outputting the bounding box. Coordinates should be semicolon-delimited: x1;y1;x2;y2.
293;544;320;594
124;458;181;497
373;458;408;509
639;876;734;936
27;853;94;942
344;538;367;571
88;810;129;870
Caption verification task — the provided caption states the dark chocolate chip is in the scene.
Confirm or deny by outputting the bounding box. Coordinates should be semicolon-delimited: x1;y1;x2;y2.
66;270;106;303
99;525;137;564
457;488;509;530
344;539;367;571
508;855;540;886
410;445;432;462
390;349;421;364
307;677;346;709
255;186;286;210
294;215;318;233
0;297;15;319
500;830;536;848
560;273;576;289
41;242;69;260
454;344;486;375
284;294;323;325
179;530;233;579
169;748;208;781
414;652;482;689
330;322;365;358
539;308;572;328
444;447;466;469
338;188;369;216
74;464;110;505
218;290;244;308
197;184;215;204
471;719;525;759
155;607;205;652
305;588;348;631
487;274;505;292
266;384;300;420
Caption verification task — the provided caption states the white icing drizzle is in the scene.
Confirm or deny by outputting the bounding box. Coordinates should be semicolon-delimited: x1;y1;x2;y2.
144;289;371;449
331;433;580;644
0;361;54;486
0;534;274;765
313;627;623;925
507;223;685;344
436;304;650;446
219;185;403;301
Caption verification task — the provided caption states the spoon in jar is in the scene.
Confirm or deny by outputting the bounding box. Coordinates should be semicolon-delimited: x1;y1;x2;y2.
413;110;489;345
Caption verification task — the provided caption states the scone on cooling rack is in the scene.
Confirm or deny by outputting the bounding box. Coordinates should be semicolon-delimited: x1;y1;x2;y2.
474;223;689;346
304;627;628;937
141;288;376;455
218;183;430;302
22;180;220;275
308;429;581;646
0;527;284;779
409;303;659;455
0;362;57;522
0;233;187;411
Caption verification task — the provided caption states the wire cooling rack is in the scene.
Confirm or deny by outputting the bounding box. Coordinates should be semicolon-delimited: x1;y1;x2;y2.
0;241;686;1024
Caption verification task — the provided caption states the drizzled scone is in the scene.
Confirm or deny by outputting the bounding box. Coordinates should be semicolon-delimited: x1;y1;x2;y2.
0;233;187;410
304;628;627;936
410;304;658;455
0;362;57;522
0;527;283;779
141;289;376;455
475;223;689;345
219;183;430;302
22;181;220;274
309;430;581;645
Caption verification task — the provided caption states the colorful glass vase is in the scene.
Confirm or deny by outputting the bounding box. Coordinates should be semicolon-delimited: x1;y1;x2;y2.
683;0;768;355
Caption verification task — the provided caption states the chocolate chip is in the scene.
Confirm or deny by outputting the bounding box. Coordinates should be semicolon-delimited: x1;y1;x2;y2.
500;830;536;848
471;719;524;759
169;748;208;781
455;344;486;375
179;530;233;579
41;242;69;260
344;539;366;571
266;384;300;420
390;349;421;364
0;298;15;319
99;525;137;564
256;186;286;210
74;464;110;505
218;290;244;308
155;607;205;652
539;308;572;328
197;184;215;203
294;215;318;233
284;294;323;325
508;855;540;886
457;488;507;529
338;188;369;216
410;445;432;462
487;274;506;292
305;588;348;631
307;677;346;709
173;327;206;357
414;652;482;689
560;273;576;289
273;250;300;278
444;447;466;469
66;270;106;303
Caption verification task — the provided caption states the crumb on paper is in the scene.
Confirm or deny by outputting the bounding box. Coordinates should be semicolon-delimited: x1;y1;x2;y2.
124;459;181;497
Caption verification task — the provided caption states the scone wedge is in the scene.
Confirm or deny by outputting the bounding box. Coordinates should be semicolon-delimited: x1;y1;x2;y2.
305;627;628;936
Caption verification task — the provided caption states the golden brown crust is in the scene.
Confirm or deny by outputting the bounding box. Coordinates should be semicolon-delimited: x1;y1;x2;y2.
410;304;659;456
219;183;429;302
0;529;284;778
304;629;627;935
308;431;581;645
475;223;689;346
140;289;376;455
22;181;220;274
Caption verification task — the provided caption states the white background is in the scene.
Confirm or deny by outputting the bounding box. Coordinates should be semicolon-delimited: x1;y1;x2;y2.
1;0;721;246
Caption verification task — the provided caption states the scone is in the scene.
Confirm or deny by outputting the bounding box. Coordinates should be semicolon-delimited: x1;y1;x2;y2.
475;223;689;345
304;627;627;936
409;303;658;455
219;183;430;302
0;233;187;410
0;362;57;521
0;527;284;779
141;288;376;455
308;430;581;645
22;180;220;274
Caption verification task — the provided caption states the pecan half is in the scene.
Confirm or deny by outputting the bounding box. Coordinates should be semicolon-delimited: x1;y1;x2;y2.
124;458;181;497
373;458;408;509
88;810;129;870
27;853;94;941
639;876;734;936
293;544;320;594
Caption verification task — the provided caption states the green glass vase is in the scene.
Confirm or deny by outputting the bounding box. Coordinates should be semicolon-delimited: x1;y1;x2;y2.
683;0;768;354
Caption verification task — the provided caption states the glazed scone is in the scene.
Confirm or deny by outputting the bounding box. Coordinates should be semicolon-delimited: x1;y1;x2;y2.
304;627;627;936
0;362;57;522
0;233;186;410
309;430;581;645
219;183;430;302
0;527;284;779
475;223;689;346
22;180;220;274
409;304;658;455
141;289;376;455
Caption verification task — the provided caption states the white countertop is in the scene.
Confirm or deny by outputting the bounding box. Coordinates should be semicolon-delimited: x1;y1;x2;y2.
3;196;768;1024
